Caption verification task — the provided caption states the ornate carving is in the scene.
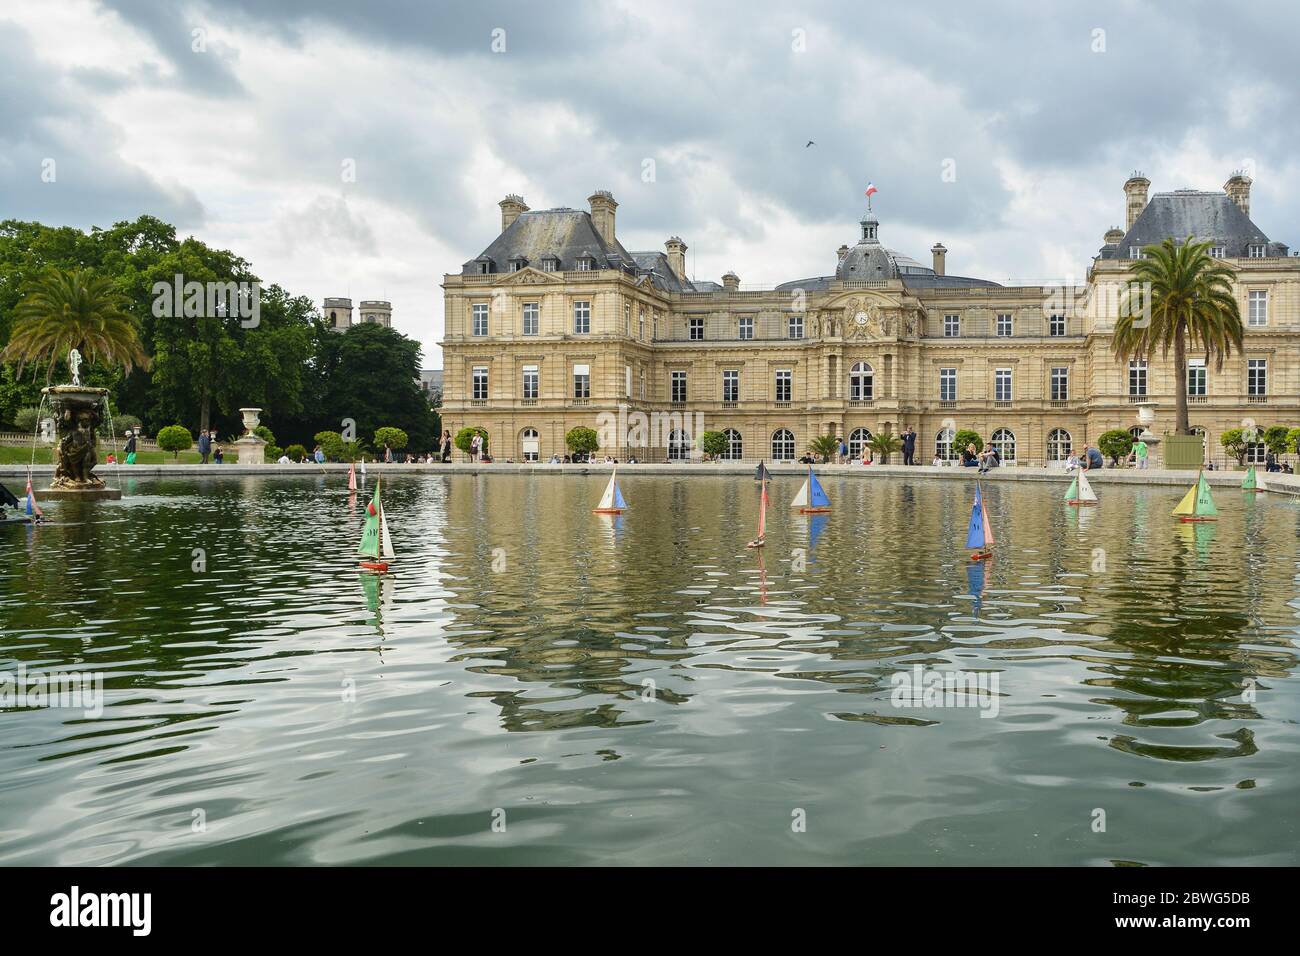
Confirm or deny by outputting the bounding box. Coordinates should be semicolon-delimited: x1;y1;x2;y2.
45;387;109;489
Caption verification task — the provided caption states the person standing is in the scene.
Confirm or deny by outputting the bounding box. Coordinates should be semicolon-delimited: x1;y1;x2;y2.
124;429;138;465
313;444;325;464
441;430;452;462
838;438;848;464
198;428;211;464
1134;436;1148;470
383;443;394;463
470;432;482;462
902;426;917;466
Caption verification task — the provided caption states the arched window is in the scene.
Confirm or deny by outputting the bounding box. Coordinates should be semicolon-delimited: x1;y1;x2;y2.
990;428;1016;462
1128;425;1144;441
935;427;956;461
848;427;873;460
667;429;691;460
722;428;743;460
520;428;540;462
1047;428;1072;462
849;362;874;402
771;428;795;461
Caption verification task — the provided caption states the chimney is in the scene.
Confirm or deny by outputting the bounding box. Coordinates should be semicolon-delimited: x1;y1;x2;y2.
588;190;618;245
722;270;740;292
665;236;688;280
1123;173;1150;231
1224;171;1252;218
499;194;528;232
836;244;850;262
930;242;947;276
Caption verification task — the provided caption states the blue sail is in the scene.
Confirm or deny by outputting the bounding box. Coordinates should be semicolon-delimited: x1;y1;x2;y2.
808;512;829;555
965;559;986;614
809;471;831;508
613;481;627;510
965;487;986;550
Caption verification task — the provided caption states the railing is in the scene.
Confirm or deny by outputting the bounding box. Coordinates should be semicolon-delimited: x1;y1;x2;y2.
1050;400;1069;408
1188;395;1207;404
722;400;738;408
1127;395;1150;403
1247;395;1268;403
849;399;874;408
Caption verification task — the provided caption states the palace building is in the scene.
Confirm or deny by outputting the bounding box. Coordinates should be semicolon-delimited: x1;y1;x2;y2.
440;175;1298;464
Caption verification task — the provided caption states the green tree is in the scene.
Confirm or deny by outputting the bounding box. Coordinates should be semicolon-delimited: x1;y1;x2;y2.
1116;237;1243;436
314;430;345;460
284;444;307;462
701;430;727;460
13;406;40;434
455;427;489;457
808;433;840;462
374;426;409;452
1219;428;1248;466
1286;428;1300;457
1263;425;1290;457
156;424;192;460
1;268;149;383
953;429;983;454
867;427;903;464
1098;429;1133;466
565;426;599;457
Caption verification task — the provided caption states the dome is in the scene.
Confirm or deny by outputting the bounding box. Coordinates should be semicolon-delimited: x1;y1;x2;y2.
834;215;935;280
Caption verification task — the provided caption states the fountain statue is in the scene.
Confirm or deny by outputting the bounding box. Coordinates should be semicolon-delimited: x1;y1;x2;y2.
38;349;122;501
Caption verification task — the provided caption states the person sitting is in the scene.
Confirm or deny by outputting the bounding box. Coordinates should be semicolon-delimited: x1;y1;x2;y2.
960;443;979;467
277;453;291;464
1065;452;1080;471
1084;445;1104;470
1266;452;1281;473
932;454;944;467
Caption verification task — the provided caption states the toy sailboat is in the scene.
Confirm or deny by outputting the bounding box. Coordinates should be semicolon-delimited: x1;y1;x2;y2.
357;477;395;572
1241;464;1261;493
746;474;769;548
1064;470;1098;506
348;462;358;491
25;470;44;522
966;481;994;561
754;461;771;482
791;465;832;513
593;468;627;514
1172;471;1217;522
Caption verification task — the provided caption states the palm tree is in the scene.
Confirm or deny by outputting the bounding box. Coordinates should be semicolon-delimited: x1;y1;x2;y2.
808;433;840;462
1;268;150;384
867;427;903;464
1115;237;1243;436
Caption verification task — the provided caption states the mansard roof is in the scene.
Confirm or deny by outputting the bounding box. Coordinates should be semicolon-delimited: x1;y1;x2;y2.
1098;190;1289;258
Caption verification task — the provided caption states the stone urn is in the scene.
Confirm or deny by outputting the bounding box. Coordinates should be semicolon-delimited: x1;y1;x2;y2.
39;385;122;500
234;406;267;465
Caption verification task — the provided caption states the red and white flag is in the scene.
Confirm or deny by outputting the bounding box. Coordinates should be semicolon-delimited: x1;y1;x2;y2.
864;182;878;198
25;469;43;519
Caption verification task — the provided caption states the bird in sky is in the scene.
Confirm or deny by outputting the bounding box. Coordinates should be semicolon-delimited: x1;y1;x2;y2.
805;140;816;147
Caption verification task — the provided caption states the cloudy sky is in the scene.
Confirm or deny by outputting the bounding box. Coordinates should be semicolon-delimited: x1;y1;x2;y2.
4;0;1298;367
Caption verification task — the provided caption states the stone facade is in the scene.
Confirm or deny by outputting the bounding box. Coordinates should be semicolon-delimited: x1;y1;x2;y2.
441;175;1299;464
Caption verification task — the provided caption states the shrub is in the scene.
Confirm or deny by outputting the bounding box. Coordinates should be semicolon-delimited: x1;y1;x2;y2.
13;407;40;434
374;427;409;451
254;425;276;445
953;429;983;455
1098;429;1133;466
867;427;903;464
285;444;307;462
1287;428;1300;456
156;424;193;460
455;426;489;456
1263;425;1290;456
701;430;727;460
314;430;344;460
1219;428;1248;466
565;426;599;457
808;433;840;462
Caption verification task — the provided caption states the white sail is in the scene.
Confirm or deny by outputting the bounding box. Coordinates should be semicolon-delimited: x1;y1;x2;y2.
379;506;395;559
1077;471;1098;502
597;473;617;510
791;476;810;508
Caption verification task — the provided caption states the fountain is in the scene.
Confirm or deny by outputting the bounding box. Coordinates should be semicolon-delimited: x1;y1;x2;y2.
37;349;122;501
233;407;267;464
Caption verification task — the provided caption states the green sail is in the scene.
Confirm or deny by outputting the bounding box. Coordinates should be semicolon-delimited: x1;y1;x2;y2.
358;482;382;558
1241;465;1257;490
1064;475;1078;501
1195;473;1217;516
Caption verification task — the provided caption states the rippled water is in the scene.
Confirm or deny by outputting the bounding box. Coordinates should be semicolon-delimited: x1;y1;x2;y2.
2;472;1298;865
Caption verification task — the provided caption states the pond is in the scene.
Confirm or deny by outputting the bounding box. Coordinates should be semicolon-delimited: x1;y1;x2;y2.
2;472;1298;865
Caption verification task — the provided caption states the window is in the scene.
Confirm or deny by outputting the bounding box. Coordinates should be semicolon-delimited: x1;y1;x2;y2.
1209;246;1225;259
624;302;631;336
478;260;492;275
1247;440;1267;464
1048;313;1066;336
944;314;960;337
639;367;645;400
1248;290;1268;327
576;257;594;271
541;258;557;272
1129;246;1141;259
667;429;691;460
939;367;957;402
625;365;632;399
671;370;687;403
1047;428;1071;462
472;366;489;400
722;428;743;460
689;317;705;340
521;428;540;462
1248;244;1266;258
788;315;804;339
573;363;590;399
509;257;526;272
1128;360;1147;396
849;362;874;401
738;316;754;340
573;301;590;334
990;428;1016;462
848;427;873;460
996;313;1013;337
722;370;739;403
639;309;645;340
472;303;488;337
1050;366;1069;401
994;368;1013;402
935;427;955;461
775;370;792;402
1187;358;1206;396
522;302;539;336
1248;358;1267;396
522;364;538;400
771;428;795;461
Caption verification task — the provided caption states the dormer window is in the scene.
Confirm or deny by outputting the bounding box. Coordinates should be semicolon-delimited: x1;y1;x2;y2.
1248;244;1265;258
508;257;528;272
1129;246;1142;259
575;256;595;271
541;256;559;272
1209;246;1225;258
475;257;493;274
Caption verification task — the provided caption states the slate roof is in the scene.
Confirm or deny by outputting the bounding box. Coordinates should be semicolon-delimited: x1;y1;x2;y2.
1098;190;1288;259
628;251;698;293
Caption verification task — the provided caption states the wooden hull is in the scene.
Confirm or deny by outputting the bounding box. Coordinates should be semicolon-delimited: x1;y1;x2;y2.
1066;500;1097;507
592;508;624;514
1177;516;1216;523
798;507;832;514
969;550;993;562
358;561;391;573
